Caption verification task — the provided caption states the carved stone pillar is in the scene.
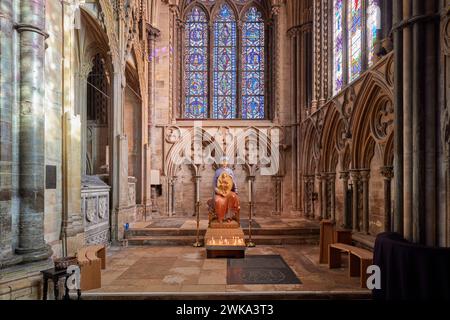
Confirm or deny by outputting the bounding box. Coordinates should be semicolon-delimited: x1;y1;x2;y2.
322;174;328;219
0;0;22;268
350;170;361;232
392;0;404;236
340;171;350;229
303;176;310;218
381;166;394;232
15;0;52;262
403;0;413;241
273;176;283;215
328;173;336;222
168;176;177;217
316;173;322;220
360;170;371;235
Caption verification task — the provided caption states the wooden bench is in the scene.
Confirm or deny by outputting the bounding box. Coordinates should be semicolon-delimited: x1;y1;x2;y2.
329;243;373;288
76;245;106;291
319;220;352;264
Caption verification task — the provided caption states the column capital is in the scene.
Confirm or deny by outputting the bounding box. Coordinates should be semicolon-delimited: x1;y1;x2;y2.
360;169;371;181
380;166;394;180
339;171;350;180
349;170;361;181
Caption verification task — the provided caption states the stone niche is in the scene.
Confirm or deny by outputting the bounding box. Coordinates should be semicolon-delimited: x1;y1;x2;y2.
81;175;111;245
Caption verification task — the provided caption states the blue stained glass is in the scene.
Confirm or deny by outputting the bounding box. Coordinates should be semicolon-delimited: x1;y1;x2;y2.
213;4;237;119
348;0;362;82
185;7;208;119
333;0;344;94
367;0;380;66
242;7;265;119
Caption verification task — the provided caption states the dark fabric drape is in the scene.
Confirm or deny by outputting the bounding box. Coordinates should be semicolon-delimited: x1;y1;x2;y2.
373;232;450;300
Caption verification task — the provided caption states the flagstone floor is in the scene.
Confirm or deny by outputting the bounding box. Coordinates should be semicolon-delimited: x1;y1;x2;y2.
84;244;371;299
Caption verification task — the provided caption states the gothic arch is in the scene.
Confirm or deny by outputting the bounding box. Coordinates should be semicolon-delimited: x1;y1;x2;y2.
351;75;394;169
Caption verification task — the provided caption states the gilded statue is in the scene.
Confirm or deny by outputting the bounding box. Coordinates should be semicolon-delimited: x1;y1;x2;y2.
208;157;240;226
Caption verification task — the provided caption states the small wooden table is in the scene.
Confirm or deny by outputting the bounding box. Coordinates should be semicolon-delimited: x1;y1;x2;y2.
41;268;68;300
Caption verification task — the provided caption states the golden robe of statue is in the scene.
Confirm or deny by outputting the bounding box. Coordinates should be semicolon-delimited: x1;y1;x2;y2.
208;172;240;225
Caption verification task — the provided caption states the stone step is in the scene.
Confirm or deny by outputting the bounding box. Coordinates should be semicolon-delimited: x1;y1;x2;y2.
126;234;319;246
126;227;319;237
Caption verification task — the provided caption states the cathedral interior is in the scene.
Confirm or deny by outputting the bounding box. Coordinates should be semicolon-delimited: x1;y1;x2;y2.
1;0;450;301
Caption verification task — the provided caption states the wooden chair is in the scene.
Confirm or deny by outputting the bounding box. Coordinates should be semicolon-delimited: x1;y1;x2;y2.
76;245;106;291
329;243;373;288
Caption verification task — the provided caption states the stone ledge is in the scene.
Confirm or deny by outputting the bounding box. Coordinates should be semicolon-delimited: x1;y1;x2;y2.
0;259;53;300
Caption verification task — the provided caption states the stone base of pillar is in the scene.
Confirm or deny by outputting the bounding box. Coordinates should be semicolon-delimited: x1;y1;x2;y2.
15;244;53;264
0;258;54;300
0;253;23;269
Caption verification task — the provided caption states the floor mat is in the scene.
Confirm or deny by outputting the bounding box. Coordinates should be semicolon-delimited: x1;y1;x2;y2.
227;255;302;285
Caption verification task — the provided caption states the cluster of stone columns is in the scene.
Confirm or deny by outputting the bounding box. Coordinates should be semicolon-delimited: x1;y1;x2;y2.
393;0;440;245
0;0;52;268
303;175;315;218
313;173;337;221
289;0;313;215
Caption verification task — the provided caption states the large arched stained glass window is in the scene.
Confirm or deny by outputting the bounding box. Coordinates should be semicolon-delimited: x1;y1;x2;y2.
367;0;381;66
213;4;237;119
348;0;362;82
182;1;268;120
242;7;265;119
333;0;344;94
185;7;209;119
332;0;383;94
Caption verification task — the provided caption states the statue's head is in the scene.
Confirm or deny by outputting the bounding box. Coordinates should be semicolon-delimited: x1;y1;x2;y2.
220;156;229;168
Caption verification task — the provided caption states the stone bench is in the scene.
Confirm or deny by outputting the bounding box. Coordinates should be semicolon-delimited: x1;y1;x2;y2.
76;245;106;291
328;243;373;288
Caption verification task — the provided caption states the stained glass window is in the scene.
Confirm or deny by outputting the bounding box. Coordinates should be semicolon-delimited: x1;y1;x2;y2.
367;0;381;66
333;0;344;94
242;7;265;119
348;0;362;82
213;4;237;119
185;7;208;119
183;1;267;119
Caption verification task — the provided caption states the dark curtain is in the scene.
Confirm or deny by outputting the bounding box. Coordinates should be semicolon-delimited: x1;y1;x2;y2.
373;232;450;300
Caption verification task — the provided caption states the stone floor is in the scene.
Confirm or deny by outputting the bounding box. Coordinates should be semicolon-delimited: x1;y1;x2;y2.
130;217;319;230
84;244;371;299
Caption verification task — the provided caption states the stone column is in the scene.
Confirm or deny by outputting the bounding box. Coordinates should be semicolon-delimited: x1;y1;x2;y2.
15;0;52;261
316;174;322;220
303;175;309;218
319;173;328;219
392;0;404;235
0;0;22;267
360;170;370;235
168;177;177;217
273;176;283;215
350;170;361;232
411;0;439;245
328;173;336;222
403;0;413;241
381;166;394;232
340;171;350;229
